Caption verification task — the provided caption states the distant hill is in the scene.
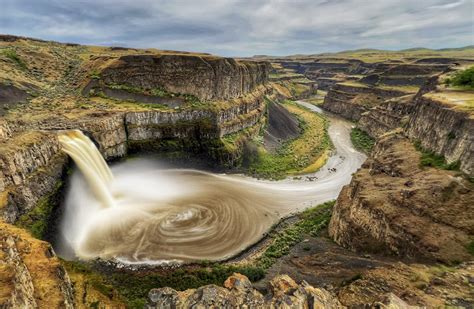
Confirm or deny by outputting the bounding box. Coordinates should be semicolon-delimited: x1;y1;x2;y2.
250;46;474;63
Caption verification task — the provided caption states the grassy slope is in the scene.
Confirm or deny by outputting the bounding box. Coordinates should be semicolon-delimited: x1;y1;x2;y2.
248;101;331;179
350;128;375;154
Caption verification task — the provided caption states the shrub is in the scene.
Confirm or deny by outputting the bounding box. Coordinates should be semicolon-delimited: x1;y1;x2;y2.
414;141;460;171
3;49;27;69
350;128;375;154
446;66;474;89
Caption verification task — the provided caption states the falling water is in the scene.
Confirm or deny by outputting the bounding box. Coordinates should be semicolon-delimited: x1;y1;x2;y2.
58;130;115;208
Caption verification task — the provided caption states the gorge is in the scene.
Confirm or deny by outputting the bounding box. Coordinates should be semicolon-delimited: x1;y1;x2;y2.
0;35;473;308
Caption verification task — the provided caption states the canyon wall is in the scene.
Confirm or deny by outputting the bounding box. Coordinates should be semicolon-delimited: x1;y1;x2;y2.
406;95;473;176
321;83;409;121
329;133;473;263
358;95;414;138
98;54;270;101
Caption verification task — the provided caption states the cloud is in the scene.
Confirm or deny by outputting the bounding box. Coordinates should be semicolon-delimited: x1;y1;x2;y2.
0;0;471;56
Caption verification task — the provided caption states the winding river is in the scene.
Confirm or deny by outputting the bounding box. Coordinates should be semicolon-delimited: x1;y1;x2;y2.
55;101;366;264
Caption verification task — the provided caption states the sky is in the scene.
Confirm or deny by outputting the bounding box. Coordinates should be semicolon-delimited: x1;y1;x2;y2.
0;0;472;57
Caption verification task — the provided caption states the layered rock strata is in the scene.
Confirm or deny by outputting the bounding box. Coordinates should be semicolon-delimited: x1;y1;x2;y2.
95;54;270;101
321;83;409;121
406;94;473;176
358;95;414;138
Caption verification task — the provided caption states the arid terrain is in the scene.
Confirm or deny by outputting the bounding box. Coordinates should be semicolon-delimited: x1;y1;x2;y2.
0;35;473;308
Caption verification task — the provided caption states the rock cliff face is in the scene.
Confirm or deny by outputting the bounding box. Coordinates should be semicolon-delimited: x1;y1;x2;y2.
125;88;267;159
98;54;270;100
406;94;474;176
0;223;74;308
321;83;409;121
358;95;414;138
329;133;473;263
0;132;67;223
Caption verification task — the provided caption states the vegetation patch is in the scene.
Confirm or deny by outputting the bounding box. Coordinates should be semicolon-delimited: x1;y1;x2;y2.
466;240;474;255
2;49;27;70
248;101;331;179
445;66;474;90
256;201;334;270
350;128;375;154
414;141;460;170
16;180;64;239
105;83;204;107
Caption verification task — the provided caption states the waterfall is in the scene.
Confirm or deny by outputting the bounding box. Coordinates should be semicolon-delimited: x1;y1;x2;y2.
58;130;115;208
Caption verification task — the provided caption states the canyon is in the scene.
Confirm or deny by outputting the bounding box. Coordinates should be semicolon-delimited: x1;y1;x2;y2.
0;35;473;308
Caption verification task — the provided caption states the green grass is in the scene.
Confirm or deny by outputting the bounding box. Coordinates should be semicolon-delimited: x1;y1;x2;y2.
256;201;334;270
414;141;460;170
248;101;331;179
467;240;474;255
445;66;474;90
3;49;27;70
350;128;375;154
105;83;204;106
16;180;63;239
89;70;101;79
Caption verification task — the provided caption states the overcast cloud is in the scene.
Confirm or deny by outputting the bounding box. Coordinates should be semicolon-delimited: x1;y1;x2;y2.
0;0;472;56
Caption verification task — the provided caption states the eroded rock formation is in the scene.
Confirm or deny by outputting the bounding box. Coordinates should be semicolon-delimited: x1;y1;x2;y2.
0;223;74;308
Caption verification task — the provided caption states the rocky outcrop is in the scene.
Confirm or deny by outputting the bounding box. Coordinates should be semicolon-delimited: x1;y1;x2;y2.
0;132;67;223
329;133;473;263
321;83;410;121
146;272;422;308
0;222;74;308
358;95;414;138
338;261;474;308
97;54;270;101
406;94;474;176
147;273;343;309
